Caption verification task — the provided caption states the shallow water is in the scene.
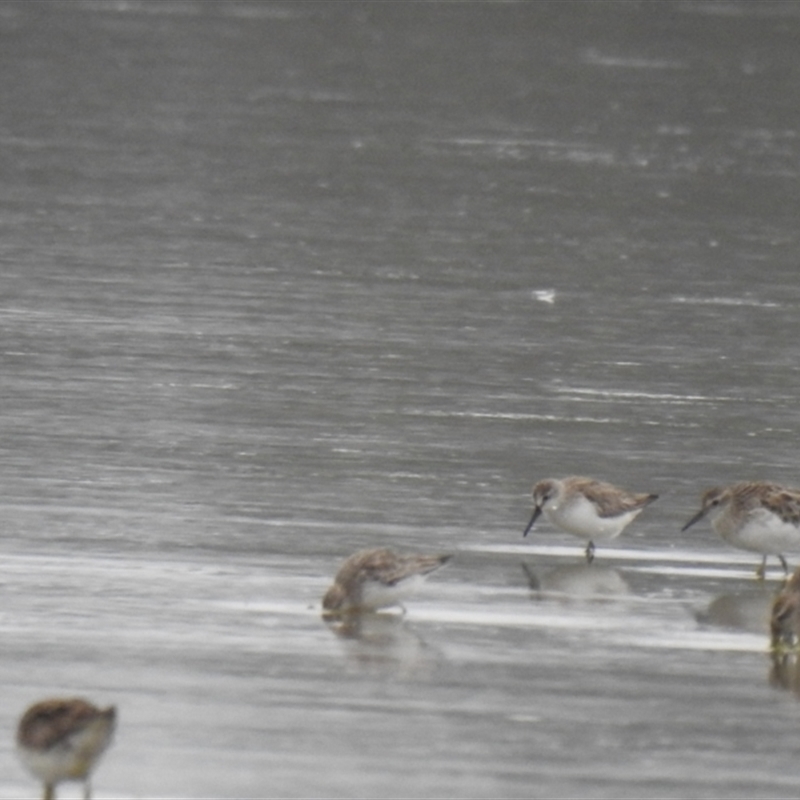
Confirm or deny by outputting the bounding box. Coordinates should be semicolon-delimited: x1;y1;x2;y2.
2;1;800;797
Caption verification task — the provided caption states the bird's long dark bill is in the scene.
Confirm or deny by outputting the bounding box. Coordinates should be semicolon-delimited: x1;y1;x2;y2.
523;506;542;537
681;508;706;532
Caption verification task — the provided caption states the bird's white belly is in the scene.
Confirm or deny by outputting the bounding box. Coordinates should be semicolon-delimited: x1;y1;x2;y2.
715;510;800;555
17;722;108;783
546;497;640;541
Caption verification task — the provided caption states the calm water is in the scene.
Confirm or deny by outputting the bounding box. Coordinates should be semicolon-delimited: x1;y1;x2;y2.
2;1;800;797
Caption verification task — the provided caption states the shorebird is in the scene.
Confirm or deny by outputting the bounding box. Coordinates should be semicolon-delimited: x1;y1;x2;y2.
16;697;116;800
771;567;800;648
523;476;658;562
682;481;800;579
322;548;451;614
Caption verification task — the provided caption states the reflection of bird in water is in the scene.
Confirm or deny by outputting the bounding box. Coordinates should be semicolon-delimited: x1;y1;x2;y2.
16;697;116;800
325;610;437;679
322;548;451;615
521;562;630;600
770;567;800;648
682;481;800;579
523;476;657;563
769;651;800;698
697;587;774;635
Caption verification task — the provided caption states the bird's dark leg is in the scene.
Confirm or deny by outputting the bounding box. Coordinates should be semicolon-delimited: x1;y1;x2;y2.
756;556;767;580
779;554;789;576
585;541;595;564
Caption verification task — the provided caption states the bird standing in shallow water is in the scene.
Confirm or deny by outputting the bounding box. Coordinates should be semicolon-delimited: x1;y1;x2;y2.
771;567;800;648
16;697;116;800
322;548;451;614
523;476;658;563
682;481;800;579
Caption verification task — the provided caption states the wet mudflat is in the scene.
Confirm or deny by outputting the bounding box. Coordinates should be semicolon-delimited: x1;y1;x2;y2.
2;0;800;797
1;543;798;798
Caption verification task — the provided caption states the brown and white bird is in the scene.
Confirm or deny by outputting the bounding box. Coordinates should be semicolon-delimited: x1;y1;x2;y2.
771;567;800;648
16;697;116;800
523;476;658;562
682;481;800;578
322;548;451;614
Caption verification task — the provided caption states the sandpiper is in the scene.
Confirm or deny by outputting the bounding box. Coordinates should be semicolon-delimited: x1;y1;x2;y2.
322;548;451;614
16;697;116;800
682;481;800;578
523;476;658;562
771;567;800;648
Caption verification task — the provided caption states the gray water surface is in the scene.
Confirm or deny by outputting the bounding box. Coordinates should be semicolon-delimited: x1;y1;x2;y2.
2;1;800;797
